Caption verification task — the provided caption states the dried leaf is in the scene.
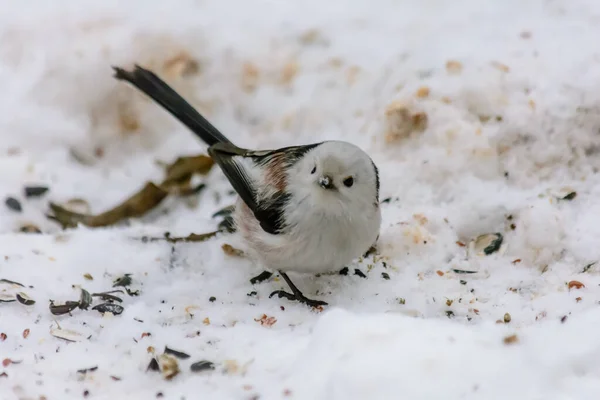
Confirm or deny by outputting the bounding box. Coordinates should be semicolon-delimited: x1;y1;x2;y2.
158;354;180;380
48;182;169;228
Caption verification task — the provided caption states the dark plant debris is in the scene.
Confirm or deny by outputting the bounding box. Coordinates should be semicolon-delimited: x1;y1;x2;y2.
147;358;160;372
452;269;477;274
48;154;215;229
354;269;367;278
164;346;190;359
92;291;124;303
0;279;25;287
190;360;215;372
381;272;390;280
49;301;80;316
113;274;132;288
560;191;577;201
209;296;216;302
16;292;35;306
138;231;218;244
339;267;349;276
250;271;273;285
78;289;92;310
92;303;124;315
77;366;98;374
5;197;22;212
582;262;597;273
24;186;49;198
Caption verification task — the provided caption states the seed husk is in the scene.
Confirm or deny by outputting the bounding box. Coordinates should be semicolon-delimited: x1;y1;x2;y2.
146;358;160;372
354;269;367;278
381;272;390;280
0;279;25;287
78;289;92;310
164;346;190;359
49;300;80;315
452;269;477;274
92;303;124;315
5;197;22;212
157;354;180;380
190;360;215;372
24;186;49;198
16;292;35;306
472;233;503;255
91;291;123;303
50;326;84;342
113;274;132;287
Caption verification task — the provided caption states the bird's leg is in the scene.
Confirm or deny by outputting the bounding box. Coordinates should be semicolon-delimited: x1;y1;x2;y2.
269;271;328;307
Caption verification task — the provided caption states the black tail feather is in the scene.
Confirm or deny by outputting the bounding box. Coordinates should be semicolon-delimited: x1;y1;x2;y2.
112;65;231;146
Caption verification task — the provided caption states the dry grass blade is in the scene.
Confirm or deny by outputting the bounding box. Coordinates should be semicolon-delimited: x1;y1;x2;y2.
48;182;169;228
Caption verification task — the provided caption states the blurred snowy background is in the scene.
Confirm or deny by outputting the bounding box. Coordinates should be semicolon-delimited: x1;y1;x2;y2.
2;0;600;399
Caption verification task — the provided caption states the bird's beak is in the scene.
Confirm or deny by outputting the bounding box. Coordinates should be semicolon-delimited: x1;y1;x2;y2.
319;175;334;189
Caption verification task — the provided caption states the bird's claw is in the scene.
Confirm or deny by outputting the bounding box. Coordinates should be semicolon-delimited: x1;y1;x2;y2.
269;290;328;308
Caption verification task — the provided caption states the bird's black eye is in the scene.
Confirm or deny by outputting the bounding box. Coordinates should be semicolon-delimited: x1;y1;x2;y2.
311;166;316;174
343;177;354;187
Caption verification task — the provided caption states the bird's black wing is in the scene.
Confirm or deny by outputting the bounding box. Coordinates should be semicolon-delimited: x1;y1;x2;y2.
208;142;322;235
113;65;231;146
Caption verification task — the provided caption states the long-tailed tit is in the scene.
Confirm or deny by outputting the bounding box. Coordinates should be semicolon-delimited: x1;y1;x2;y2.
113;65;381;307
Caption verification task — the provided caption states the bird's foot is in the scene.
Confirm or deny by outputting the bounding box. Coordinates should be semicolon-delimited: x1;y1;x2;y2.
269;290;328;308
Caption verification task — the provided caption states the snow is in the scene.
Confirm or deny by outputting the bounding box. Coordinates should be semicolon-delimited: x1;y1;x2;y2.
2;0;600;398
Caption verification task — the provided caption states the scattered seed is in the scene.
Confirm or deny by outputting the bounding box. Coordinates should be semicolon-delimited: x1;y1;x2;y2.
446;299;453;306
354;269;367;278
203;317;210;325
460;280;467;285
24;186;49;198
381;272;390;280
50;326;84;342
568;280;585;290
249;271;273;284
141;332;151;339
16;292;35;306
190;360;215;372
78;289;92;310
49;300;80;315
164;347;190;360
381;197;392;204
576;297;582;303
5;197;22;212
2;359;11;367
23;329;30;339
83;274;93;281
209;296;216;302
504;313;511;323
0;333;6;341
472;233;503;255
92;303;124;315
436;270;444;276
83;390;90;397
512;259;522;265
503;334;518;345
561;315;568;323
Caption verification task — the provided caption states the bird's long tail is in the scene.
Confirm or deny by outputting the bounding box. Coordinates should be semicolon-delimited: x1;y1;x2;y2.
112;65;231;146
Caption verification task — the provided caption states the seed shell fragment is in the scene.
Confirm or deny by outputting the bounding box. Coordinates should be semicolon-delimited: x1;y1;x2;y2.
164;347;190;359
190;360;215;372
16;292;35;306
92;303;124;315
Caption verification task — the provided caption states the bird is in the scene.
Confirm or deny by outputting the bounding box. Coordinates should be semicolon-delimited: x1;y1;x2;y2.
112;65;381;307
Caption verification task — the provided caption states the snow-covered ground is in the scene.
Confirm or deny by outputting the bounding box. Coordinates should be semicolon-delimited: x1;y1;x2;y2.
2;0;600;398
